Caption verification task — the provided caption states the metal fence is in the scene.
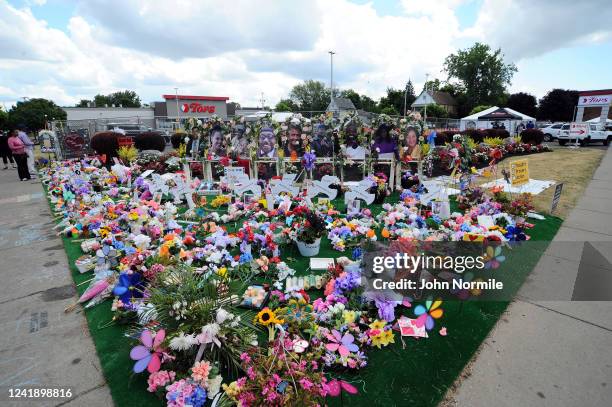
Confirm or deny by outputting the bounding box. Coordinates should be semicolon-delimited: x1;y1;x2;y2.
49;113;460;160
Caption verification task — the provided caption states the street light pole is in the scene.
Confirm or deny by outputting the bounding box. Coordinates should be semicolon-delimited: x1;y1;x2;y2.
174;87;180;130
424;73;429;120
329;51;336;105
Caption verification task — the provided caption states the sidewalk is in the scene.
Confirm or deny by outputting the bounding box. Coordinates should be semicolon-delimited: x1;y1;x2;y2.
0;168;112;406
448;147;612;406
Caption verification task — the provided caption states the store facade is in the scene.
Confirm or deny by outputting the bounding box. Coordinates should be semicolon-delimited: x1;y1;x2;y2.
162;94;230;119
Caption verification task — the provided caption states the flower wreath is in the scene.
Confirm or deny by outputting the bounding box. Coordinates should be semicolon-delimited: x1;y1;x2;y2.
338;111;368;147
279;113;312;153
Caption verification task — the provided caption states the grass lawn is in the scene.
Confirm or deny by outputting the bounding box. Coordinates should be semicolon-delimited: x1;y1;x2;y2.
48;189;564;407
474;146;606;219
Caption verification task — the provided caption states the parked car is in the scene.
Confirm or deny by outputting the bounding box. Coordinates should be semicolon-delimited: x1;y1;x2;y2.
105;123;150;137
540;122;565;142
557;123;609;146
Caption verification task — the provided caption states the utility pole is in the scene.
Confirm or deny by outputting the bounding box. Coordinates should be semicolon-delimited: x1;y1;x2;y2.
174;87;180;129
329;50;336;104
259;93;266;110
424;73;429;120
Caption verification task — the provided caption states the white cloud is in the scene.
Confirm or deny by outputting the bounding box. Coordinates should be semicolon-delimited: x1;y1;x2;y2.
464;0;612;61
0;0;610;110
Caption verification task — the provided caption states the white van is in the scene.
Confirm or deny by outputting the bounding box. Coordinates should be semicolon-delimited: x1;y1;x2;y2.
557;123;610;146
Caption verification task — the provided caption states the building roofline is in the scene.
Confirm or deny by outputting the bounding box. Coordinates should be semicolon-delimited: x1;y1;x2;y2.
579;89;612;96
162;95;230;101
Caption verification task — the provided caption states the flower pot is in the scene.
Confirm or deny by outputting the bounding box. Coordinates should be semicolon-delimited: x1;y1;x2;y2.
296;238;321;257
373;190;387;204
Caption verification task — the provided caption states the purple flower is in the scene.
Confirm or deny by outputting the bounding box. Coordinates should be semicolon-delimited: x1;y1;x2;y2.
374;298;397;322
302;152;316;171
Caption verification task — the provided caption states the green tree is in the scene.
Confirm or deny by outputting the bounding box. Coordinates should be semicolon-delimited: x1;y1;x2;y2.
469;105;492;115
403;80;416;115
93;94;112;107
443;42;517;111
422;78;441;92
425;103;448;118
8;98;66;130
89;90;141;107
507;92;537;118
289;80;330;113
537;89;579;121
380;106;399;116
75;99;91;107
378;88;404;116
0;107;8;130
360;95;379;113
275;99;296;112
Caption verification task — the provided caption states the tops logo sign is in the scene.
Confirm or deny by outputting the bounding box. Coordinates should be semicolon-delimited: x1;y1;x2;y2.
577;95;612;106
181;102;216;114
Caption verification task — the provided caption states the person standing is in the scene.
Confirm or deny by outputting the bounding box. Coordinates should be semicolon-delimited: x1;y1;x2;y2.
17;125;36;177
7;130;31;181
0;131;16;169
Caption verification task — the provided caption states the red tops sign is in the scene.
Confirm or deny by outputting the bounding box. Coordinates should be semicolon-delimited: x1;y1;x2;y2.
181;102;216;113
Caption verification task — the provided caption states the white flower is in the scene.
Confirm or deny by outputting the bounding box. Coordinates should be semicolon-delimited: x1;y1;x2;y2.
169;332;197;351
196;323;221;347
207;375;223;399
133;234;151;250
216;308;233;324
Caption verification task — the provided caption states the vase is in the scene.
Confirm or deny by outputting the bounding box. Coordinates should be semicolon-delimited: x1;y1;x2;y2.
373;190;387;204
296;238;321;257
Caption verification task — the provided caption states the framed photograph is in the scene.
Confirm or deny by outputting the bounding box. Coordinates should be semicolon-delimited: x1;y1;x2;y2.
257;126;278;159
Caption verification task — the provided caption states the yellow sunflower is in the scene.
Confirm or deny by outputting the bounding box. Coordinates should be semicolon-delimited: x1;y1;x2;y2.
255;307;283;326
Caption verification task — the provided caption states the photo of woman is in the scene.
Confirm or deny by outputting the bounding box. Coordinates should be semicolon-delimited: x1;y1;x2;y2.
404;127;421;161
209;125;227;157
230;122;249;157
372;124;398;160
312;123;333;157
283;124;303;158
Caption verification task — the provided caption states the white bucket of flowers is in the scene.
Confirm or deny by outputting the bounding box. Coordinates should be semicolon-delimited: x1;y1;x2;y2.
296;238;321;257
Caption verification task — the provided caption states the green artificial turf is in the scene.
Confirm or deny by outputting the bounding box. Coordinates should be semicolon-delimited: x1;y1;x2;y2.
50;191;562;407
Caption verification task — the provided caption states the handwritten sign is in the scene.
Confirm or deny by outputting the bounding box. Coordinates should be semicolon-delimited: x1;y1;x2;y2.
270;174;300;198
550;182;564;213
510;159;529;186
306;175;340;200
344;179;375;205
223;167;245;185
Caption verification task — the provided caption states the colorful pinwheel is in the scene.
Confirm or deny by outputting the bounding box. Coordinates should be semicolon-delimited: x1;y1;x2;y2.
326;379;358;397
414;300;444;331
130;329;165;373
485;245;506;269
325;329;359;357
113;272;144;304
505;226;526;242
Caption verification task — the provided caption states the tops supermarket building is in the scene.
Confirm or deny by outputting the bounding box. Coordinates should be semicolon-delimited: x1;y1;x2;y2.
62;94;232;132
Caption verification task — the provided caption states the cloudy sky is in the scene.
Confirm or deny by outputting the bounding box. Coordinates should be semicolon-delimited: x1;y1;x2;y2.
1;0;611;109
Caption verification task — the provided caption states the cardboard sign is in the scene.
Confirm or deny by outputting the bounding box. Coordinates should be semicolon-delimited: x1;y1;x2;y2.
551;182;564;213
569;122;588;138
306;175;340;200
510;159;529;186
223;167;245;184
344;179;375;205
270;174;300;197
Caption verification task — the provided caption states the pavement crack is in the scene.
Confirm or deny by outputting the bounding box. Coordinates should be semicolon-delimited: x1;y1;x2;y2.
54;382;106;407
518;299;612;332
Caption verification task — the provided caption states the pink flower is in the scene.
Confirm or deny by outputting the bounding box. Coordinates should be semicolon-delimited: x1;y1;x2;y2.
239;352;251;364
147;370;175;392
191;361;211;385
299;377;314;391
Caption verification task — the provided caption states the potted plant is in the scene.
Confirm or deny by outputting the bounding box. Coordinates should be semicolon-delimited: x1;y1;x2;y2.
295;211;326;256
368;173;390;204
400;171;420;190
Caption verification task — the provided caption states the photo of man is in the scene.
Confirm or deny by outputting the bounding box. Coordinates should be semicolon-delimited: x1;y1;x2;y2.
257;126;277;158
283;124;303;157
312;123;333;157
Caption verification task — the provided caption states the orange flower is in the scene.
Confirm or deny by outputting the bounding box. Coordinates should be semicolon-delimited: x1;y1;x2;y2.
366;229;376;239
381;228;390;238
163;234;175;241
159;245;170;258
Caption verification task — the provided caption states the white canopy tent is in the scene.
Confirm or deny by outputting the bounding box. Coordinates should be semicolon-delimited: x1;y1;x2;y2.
459;106;536;134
